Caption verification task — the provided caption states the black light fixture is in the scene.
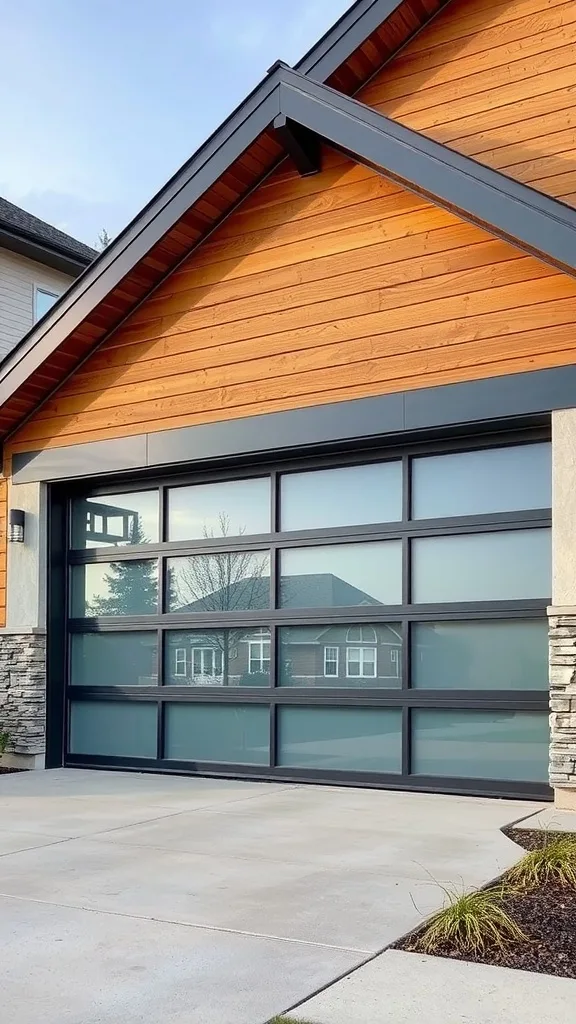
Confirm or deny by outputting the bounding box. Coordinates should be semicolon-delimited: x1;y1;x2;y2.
8;509;25;543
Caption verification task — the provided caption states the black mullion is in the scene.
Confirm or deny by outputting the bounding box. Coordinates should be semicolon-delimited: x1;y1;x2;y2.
402;706;410;776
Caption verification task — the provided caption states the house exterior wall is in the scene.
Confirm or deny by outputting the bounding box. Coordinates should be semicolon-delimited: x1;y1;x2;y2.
549;408;576;807
7;152;576;456
358;0;576;205
0;247;73;357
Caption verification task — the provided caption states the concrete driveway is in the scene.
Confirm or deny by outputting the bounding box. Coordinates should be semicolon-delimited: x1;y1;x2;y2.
0;769;541;1024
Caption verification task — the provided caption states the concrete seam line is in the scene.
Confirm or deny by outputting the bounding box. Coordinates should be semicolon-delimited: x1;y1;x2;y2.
0;891;372;954
0;836;72;859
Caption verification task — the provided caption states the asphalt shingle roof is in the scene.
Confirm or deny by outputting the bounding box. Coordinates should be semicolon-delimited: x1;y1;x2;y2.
0;196;97;265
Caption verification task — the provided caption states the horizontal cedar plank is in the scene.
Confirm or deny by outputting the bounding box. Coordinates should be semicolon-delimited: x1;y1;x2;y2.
124;238;520;336
467;126;576;170
518;169;576;195
10;336;576;455
453;105;576;157
31;277;575;424
18;314;576;443
366;42;575;124
86;257;552;363
359;25;575;106
189;191;431;268
155;208;459;292
414;85;576;146
366;1;576;85
215;171;403;242
233;161;375;220
63;255;540;389
126;225;498;329
402;0;569;54
59;292;576;412
371;65;576;134
501;149;575;181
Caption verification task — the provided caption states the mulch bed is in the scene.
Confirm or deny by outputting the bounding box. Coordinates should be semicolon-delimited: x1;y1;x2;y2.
396;827;576;978
0;767;26;774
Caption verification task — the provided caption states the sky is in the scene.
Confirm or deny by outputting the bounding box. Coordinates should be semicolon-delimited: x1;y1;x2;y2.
0;0;351;249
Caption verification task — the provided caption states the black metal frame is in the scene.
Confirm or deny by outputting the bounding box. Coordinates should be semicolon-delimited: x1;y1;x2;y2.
47;426;552;799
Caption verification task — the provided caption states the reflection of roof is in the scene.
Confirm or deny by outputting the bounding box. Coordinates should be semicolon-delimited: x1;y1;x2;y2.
285;624;402;644
173;572;381;613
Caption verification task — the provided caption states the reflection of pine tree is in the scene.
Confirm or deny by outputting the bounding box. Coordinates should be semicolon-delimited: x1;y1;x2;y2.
89;517;158;616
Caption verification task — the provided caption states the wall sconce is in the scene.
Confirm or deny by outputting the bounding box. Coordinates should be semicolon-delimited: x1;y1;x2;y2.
8;509;25;543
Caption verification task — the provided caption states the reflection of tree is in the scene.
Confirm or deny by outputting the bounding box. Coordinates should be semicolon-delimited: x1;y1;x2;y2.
168;514;269;686
168;514;269;613
88;518;158;616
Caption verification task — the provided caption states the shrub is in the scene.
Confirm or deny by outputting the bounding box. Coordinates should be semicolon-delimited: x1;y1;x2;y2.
507;834;576;889
412;884;527;956
0;730;9;755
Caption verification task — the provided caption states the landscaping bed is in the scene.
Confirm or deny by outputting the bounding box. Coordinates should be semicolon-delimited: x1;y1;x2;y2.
0;767;26;774
396;828;576;978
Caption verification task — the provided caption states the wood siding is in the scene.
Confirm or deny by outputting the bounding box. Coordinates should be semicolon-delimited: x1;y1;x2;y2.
357;0;576;205
8;148;576;457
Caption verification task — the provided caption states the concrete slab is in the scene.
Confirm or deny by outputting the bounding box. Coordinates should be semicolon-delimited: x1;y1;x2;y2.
516;805;576;832
291;949;576;1024
0;770;544;1023
0;896;359;1024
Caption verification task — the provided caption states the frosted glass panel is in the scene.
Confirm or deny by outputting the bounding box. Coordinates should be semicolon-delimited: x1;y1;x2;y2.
412;443;551;519
72;491;159;548
412;529;550;603
69;701;157;757
165;628;270;686
279;623;402;687
281;461;402;531
167;552;270;612
168;478;270;541
278;706;401;771
280;541;402;608
165;703;269;764
412;710;549;782
71;561;159;617
413;620;548;690
71;632;157;686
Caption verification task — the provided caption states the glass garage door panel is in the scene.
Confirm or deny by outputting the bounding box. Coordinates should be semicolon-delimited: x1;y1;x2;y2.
71;632;158;686
411;710;549;782
165;703;269;764
69;701;157;758
278;706;402;772
412;620;548;690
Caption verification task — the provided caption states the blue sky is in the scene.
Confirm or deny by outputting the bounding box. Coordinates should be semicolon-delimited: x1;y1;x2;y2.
0;0;350;248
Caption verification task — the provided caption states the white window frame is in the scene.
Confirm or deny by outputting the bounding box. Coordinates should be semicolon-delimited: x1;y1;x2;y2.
323;646;339;677
174;648;187;677
192;646;223;677
34;286;60;323
248;636;270;674
346;646;377;678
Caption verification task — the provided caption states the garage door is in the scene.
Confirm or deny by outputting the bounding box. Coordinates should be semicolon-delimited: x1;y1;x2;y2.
61;432;552;797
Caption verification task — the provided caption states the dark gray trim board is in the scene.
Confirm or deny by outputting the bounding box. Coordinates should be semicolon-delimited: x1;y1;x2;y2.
0;229;89;278
11;364;574;484
3;64;576;422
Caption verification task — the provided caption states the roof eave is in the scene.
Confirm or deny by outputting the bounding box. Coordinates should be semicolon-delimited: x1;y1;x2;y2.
0;226;93;277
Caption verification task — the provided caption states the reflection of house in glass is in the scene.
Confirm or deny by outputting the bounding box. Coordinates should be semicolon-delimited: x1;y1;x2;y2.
166;572;402;688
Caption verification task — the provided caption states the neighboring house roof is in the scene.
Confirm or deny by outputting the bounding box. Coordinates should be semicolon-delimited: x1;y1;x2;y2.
0;196;96;277
174;573;382;614
0;0;572;440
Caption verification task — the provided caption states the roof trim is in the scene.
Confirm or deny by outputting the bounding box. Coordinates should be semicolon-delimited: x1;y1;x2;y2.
2;61;576;421
280;71;576;277
295;0;411;81
0;226;91;277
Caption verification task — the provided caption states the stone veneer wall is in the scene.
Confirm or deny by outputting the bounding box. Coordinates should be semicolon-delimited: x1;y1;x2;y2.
0;631;46;759
549;613;576;790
